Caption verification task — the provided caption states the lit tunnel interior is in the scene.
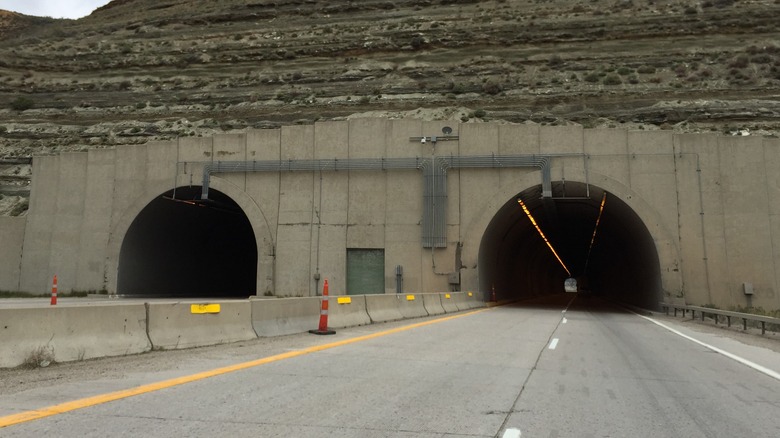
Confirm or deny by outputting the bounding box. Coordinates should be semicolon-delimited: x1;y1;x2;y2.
479;182;662;310
118;186;257;298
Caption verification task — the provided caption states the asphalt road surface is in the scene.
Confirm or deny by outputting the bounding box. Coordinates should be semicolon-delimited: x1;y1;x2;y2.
1;295;779;437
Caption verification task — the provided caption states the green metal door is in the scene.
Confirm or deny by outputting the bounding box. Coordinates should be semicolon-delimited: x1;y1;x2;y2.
347;249;385;295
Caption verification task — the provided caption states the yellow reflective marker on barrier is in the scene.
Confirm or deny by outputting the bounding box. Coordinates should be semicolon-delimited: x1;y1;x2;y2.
337;297;352;304
406;295;415;301
191;304;220;314
468;292;473;297
445;294;451;299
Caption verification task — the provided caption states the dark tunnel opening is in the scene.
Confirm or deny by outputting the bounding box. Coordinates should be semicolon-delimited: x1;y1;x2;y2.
118;186;257;298
479;182;662;310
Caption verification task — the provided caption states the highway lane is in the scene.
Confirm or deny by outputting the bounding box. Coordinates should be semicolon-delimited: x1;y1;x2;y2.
1;295;779;437
505;297;780;437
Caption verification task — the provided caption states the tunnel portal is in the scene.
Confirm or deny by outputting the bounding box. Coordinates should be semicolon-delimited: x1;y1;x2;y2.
479;182;661;309
118;186;257;298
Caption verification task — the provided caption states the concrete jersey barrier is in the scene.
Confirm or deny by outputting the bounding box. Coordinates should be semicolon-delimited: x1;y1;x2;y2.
328;295;371;328
251;297;320;337
0;291;483;369
462;291;484;310
451;292;471;311
365;294;405;323
422;293;446;315
0;304;150;368
440;293;459;313
397;294;429;319
146;300;256;350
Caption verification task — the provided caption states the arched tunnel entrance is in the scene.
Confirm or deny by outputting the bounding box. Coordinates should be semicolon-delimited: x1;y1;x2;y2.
118;186;257;298
479;182;661;309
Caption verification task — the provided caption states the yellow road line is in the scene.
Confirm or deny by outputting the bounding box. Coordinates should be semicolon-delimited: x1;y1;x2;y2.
0;308;488;429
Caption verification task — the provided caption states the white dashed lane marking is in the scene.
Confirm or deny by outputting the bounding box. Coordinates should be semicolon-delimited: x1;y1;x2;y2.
502;427;522;438
548;338;559;350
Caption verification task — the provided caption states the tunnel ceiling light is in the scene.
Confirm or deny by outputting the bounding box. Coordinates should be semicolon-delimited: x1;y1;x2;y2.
584;192;607;274
516;198;571;277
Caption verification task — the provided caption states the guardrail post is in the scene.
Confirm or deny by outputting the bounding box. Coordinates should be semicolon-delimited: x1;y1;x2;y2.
743;318;747;330
727;315;731;327
674;307;677;317
762;321;766;335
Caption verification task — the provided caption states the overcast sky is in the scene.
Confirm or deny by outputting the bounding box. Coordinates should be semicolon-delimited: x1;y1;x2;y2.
1;0;112;19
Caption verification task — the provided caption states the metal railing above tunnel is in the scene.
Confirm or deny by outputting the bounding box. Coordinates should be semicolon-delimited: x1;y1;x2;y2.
192;154;556;248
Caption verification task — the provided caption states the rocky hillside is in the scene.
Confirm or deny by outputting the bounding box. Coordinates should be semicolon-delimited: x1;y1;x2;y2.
1;0;780;215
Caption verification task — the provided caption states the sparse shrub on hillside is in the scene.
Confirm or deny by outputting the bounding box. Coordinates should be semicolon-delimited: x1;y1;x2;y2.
548;54;564;67
751;54;773;64
482;81;502;95
10;97;34;111
584;72;600;83
451;82;467;94
729;54;750;69
603;74;622;85
473;109;487;118
617;67;633;76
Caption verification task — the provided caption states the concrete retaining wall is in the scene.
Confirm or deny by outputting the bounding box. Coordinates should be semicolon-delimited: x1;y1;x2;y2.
0;304;150;368
0;217;25;292
251;297;320;337
146;300;256;350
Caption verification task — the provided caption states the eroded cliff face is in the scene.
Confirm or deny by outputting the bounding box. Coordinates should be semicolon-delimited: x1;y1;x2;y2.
2;0;780;215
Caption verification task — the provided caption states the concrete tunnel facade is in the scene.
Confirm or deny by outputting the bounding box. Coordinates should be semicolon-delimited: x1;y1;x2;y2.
2;119;780;311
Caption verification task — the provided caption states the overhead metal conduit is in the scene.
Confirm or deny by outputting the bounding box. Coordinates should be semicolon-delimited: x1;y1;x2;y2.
194;154;554;248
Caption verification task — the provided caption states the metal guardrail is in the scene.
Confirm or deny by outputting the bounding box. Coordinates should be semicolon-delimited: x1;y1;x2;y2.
660;303;780;335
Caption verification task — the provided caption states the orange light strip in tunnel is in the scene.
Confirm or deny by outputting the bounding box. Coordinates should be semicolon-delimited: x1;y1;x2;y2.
584;192;607;273
516;198;571;277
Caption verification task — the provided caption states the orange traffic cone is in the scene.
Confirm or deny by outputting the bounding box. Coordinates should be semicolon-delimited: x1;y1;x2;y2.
309;279;336;335
51;275;58;306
